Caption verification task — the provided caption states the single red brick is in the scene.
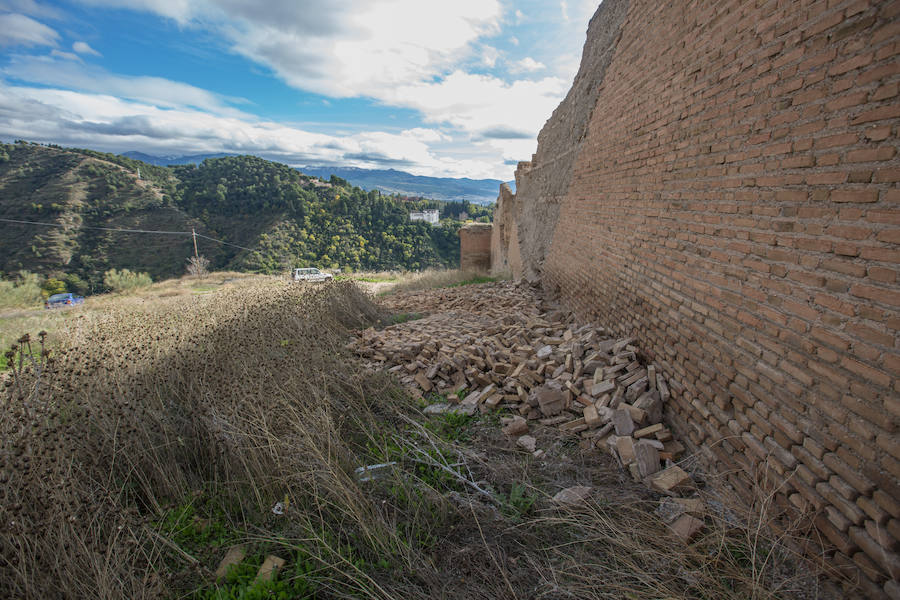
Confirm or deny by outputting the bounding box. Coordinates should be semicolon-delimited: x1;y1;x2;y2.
874;168;900;183
827;224;872;240
871;82;899;101
831;190;880;203
814;132;858;149
846;147;897;163
867;266;897;283
829;53;874;76
877;229;900;244
807;171;848;185
851;104;900;124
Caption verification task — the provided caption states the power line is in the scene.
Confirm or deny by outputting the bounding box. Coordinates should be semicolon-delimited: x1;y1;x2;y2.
0;217;189;235
0;217;256;252
194;233;256;252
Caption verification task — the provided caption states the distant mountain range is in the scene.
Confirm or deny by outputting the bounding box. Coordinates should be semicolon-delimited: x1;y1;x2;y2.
122;151;234;166
300;166;508;205
123;152;507;204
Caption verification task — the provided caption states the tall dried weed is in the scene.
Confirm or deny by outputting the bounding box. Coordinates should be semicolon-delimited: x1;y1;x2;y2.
0;280;415;598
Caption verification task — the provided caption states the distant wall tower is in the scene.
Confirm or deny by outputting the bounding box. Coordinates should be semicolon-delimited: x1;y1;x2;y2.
459;223;492;272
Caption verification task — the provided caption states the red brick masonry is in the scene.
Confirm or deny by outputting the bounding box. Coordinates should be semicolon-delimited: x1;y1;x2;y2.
501;1;899;595
460;223;493;272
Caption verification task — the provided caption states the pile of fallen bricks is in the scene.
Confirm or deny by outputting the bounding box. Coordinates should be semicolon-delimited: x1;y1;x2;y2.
351;281;707;541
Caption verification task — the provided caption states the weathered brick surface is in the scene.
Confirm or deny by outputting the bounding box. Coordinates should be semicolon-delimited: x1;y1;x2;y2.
491;183;523;276
498;0;900;593
459;223;493;272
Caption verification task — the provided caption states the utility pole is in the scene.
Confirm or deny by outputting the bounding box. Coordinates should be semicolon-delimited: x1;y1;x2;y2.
192;228;199;262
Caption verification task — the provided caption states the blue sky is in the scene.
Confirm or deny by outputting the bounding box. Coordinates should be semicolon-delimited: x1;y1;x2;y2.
0;0;601;180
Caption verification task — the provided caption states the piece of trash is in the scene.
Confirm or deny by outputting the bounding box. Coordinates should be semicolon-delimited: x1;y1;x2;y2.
271;502;284;515
354;461;397;482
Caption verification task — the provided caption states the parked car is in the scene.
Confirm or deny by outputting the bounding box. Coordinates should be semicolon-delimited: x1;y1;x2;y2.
45;292;85;309
292;267;333;283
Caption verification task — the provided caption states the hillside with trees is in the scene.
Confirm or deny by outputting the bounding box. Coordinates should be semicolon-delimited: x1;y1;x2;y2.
0;142;491;292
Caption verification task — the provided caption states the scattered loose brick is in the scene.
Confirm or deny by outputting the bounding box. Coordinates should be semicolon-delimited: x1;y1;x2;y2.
517;435;537;453
215;545;246;581
612;408;635;436
646;465;694;496
669;514;705;543
255;555;286;582
501;416;529;436
552;485;593;506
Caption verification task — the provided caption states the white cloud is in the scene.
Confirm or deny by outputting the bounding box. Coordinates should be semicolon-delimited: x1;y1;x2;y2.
0;13;59;47
48;0;604;179
0;80;510;179
50;49;81;61
77;0;503;98
511;57;545;73
481;46;500;68
62;0;543;178
0;0;64;19
227;0;502;98
386;70;566;138
4;56;249;116
77;0;195;23
73;41;102;56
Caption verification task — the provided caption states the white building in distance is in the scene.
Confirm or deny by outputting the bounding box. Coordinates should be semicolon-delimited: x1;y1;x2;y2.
409;209;440;225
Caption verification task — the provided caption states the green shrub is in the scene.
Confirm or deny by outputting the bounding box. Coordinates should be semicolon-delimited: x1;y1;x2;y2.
103;268;152;292
41;278;66;299
62;273;89;296
0;271;44;308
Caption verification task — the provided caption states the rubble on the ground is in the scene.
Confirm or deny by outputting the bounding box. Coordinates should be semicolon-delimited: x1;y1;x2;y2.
215;545;246;580
552;485;593;506
351;281;704;541
255;555;286;582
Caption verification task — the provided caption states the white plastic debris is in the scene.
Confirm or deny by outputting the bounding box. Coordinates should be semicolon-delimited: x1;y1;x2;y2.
354;461;398;482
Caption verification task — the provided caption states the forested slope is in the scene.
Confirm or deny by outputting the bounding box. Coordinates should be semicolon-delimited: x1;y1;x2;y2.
0;142;478;289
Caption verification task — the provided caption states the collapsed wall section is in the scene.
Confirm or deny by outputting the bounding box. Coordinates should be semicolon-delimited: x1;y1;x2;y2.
503;0;900;595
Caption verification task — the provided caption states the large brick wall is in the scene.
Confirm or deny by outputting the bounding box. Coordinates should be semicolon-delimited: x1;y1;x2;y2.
500;0;900;595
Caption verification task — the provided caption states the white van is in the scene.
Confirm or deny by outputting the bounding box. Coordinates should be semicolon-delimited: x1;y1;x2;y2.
292;267;333;282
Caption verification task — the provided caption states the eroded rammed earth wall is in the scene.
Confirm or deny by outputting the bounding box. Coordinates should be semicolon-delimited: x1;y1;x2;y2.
494;1;900;595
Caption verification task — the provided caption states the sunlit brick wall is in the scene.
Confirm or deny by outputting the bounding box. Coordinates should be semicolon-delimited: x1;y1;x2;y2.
516;1;899;595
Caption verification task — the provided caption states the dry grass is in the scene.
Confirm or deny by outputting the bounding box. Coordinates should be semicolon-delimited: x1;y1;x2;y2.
0;276;834;599
378;268;504;295
525;487;830;599
0;279;411;598
0;272;265;362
